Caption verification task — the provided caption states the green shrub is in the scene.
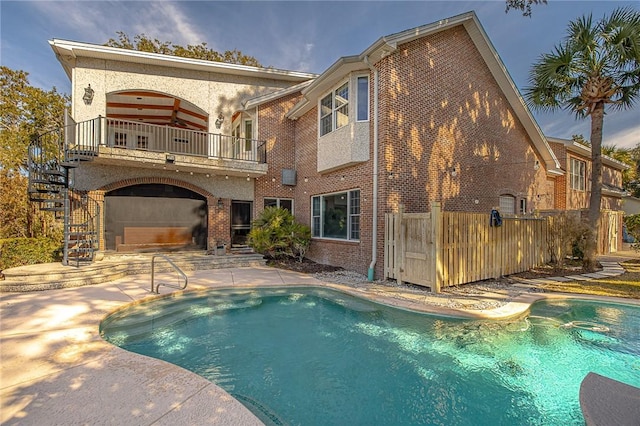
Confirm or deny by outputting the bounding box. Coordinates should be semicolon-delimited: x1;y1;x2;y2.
0;237;63;271
248;207;311;262
547;212;591;266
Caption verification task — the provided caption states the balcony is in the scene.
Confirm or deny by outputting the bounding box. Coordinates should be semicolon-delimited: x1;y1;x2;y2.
68;117;267;176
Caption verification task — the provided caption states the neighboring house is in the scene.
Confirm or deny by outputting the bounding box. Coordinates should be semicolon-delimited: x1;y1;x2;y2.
547;137;628;211
35;11;572;275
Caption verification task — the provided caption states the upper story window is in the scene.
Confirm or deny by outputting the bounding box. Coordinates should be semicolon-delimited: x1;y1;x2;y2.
357;76;369;121
320;82;349;136
570;158;586;191
311;189;360;240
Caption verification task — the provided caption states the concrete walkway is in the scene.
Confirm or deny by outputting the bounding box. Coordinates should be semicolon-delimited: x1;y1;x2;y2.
1;254;638;425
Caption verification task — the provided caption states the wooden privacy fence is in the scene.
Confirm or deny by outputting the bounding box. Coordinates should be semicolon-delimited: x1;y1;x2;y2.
385;204;624;292
385;203;549;292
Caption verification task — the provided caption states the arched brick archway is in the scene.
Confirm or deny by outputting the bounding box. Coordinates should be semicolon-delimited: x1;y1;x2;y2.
90;177;230;252
99;177;215;199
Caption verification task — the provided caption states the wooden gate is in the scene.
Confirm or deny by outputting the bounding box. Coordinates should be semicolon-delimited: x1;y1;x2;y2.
384;204;441;291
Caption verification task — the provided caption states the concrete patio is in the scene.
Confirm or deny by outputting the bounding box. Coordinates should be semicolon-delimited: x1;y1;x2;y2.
1;255;638;424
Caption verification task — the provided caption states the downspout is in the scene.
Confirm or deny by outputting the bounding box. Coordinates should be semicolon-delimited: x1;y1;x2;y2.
364;56;379;281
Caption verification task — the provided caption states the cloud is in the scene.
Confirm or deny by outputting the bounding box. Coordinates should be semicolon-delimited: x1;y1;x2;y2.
29;1;205;47
607;124;640;150
129;2;205;46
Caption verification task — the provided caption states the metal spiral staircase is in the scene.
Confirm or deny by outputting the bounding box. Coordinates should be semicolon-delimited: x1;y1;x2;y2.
27;123;100;266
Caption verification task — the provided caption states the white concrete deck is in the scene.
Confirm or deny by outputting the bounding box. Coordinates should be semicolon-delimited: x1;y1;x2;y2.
1;256;638;424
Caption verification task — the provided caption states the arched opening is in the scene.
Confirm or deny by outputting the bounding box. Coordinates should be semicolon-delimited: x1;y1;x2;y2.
106;90;208;131
104;184;207;252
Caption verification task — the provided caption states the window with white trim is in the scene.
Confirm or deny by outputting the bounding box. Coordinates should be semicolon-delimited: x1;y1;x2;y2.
570;158;586;191
264;198;293;214
320;82;349;136
311;190;360;240
519;198;527;215
499;195;515;215
356;76;369;121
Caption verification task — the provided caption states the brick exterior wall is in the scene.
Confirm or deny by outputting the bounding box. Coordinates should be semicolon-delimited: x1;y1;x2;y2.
268;25;555;277
254;93;301;216
548;141;624;211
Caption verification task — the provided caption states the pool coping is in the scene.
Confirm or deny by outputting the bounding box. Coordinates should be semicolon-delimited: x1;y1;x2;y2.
1;265;639;425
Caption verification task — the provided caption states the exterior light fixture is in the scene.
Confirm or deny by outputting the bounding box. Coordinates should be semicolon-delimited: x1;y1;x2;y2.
215;113;224;129
246;175;251;181
534;160;540;170
304;177;308;183
451;167;457;177
83;84;94;105
217;199;224;209
225;175;229;180
166;154;175;163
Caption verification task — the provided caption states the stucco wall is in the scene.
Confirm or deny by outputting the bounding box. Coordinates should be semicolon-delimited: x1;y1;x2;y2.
73;163;253;200
72;57;296;135
317;74;370;173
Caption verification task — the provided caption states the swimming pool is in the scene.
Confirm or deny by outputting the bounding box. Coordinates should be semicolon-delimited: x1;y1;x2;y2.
101;287;640;425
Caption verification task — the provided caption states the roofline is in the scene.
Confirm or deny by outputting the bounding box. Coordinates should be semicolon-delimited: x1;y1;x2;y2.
243;80;314;110
286;55;363;119
49;38;318;82
285;11;563;174
547;137;631;170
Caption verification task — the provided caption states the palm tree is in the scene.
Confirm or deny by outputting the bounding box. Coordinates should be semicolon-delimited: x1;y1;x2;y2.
526;7;640;269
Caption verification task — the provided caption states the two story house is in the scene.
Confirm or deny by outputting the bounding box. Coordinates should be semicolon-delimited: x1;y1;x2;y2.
33;11;573;276
547;137;628;211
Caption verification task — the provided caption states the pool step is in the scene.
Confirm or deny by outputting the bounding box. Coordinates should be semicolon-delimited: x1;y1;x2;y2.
0;253;266;292
102;296;263;341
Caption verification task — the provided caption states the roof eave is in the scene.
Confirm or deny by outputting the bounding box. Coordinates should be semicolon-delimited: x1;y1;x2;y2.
287;55;366;119
460;15;561;172
243;80;315;110
547;137;630;170
48;38;317;82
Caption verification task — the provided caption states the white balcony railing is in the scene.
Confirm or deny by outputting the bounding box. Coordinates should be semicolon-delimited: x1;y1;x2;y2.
68;117;267;163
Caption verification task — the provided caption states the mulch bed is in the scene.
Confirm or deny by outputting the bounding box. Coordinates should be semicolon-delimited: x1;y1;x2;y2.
266;257;343;274
268;257;602;281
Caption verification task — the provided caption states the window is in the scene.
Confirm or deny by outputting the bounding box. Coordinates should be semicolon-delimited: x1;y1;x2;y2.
499;195;515;215
570;158;586;191
311;190;360;240
264;198;293;214
357;76;369;121
519;198;527;215
244;120;253;151
319;82;349;136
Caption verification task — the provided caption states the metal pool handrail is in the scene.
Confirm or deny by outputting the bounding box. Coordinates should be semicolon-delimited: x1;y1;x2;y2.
151;254;188;294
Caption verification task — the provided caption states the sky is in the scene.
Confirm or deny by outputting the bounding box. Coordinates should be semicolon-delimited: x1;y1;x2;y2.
1;1;638;149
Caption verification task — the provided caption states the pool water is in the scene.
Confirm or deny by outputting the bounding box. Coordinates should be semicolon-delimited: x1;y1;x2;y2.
101;287;640;425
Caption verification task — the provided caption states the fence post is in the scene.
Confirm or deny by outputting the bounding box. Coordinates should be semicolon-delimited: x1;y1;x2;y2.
431;202;442;293
396;204;404;286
